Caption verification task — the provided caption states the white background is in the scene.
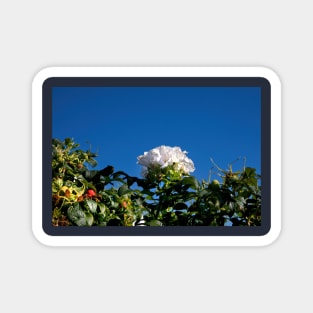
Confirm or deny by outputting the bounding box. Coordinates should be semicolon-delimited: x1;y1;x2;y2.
0;1;309;312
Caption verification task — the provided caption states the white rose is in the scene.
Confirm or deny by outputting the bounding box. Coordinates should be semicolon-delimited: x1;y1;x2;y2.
137;145;195;177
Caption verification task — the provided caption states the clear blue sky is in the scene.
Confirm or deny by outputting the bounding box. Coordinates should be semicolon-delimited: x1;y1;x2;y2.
52;86;261;182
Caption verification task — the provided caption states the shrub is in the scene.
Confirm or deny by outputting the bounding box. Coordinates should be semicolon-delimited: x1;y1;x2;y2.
52;138;261;227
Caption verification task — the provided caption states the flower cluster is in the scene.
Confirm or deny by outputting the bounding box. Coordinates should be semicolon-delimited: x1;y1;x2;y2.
137;145;195;178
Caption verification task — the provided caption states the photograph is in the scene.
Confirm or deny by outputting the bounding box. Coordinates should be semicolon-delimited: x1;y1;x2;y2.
48;77;266;235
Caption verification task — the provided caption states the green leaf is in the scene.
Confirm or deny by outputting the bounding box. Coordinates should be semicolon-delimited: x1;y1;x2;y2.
98;203;107;214
52;178;63;192
235;196;246;209
198;189;210;198
118;184;130;196
85;199;97;213
244;167;256;177
64;137;74;146
126;176;138;187
173;203;188;211
182;176;200;190
85;170;98;180
67;204;87;226
228;202;235;211
148;220;163;226
98;165;114;177
85;213;94;226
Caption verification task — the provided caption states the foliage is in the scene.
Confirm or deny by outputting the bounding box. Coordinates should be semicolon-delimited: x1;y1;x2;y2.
52;138;261;227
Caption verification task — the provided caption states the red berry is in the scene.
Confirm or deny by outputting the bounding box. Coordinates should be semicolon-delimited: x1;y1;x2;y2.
86;189;96;197
119;201;128;208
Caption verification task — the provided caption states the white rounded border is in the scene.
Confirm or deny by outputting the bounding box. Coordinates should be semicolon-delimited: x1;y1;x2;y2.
32;67;281;246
